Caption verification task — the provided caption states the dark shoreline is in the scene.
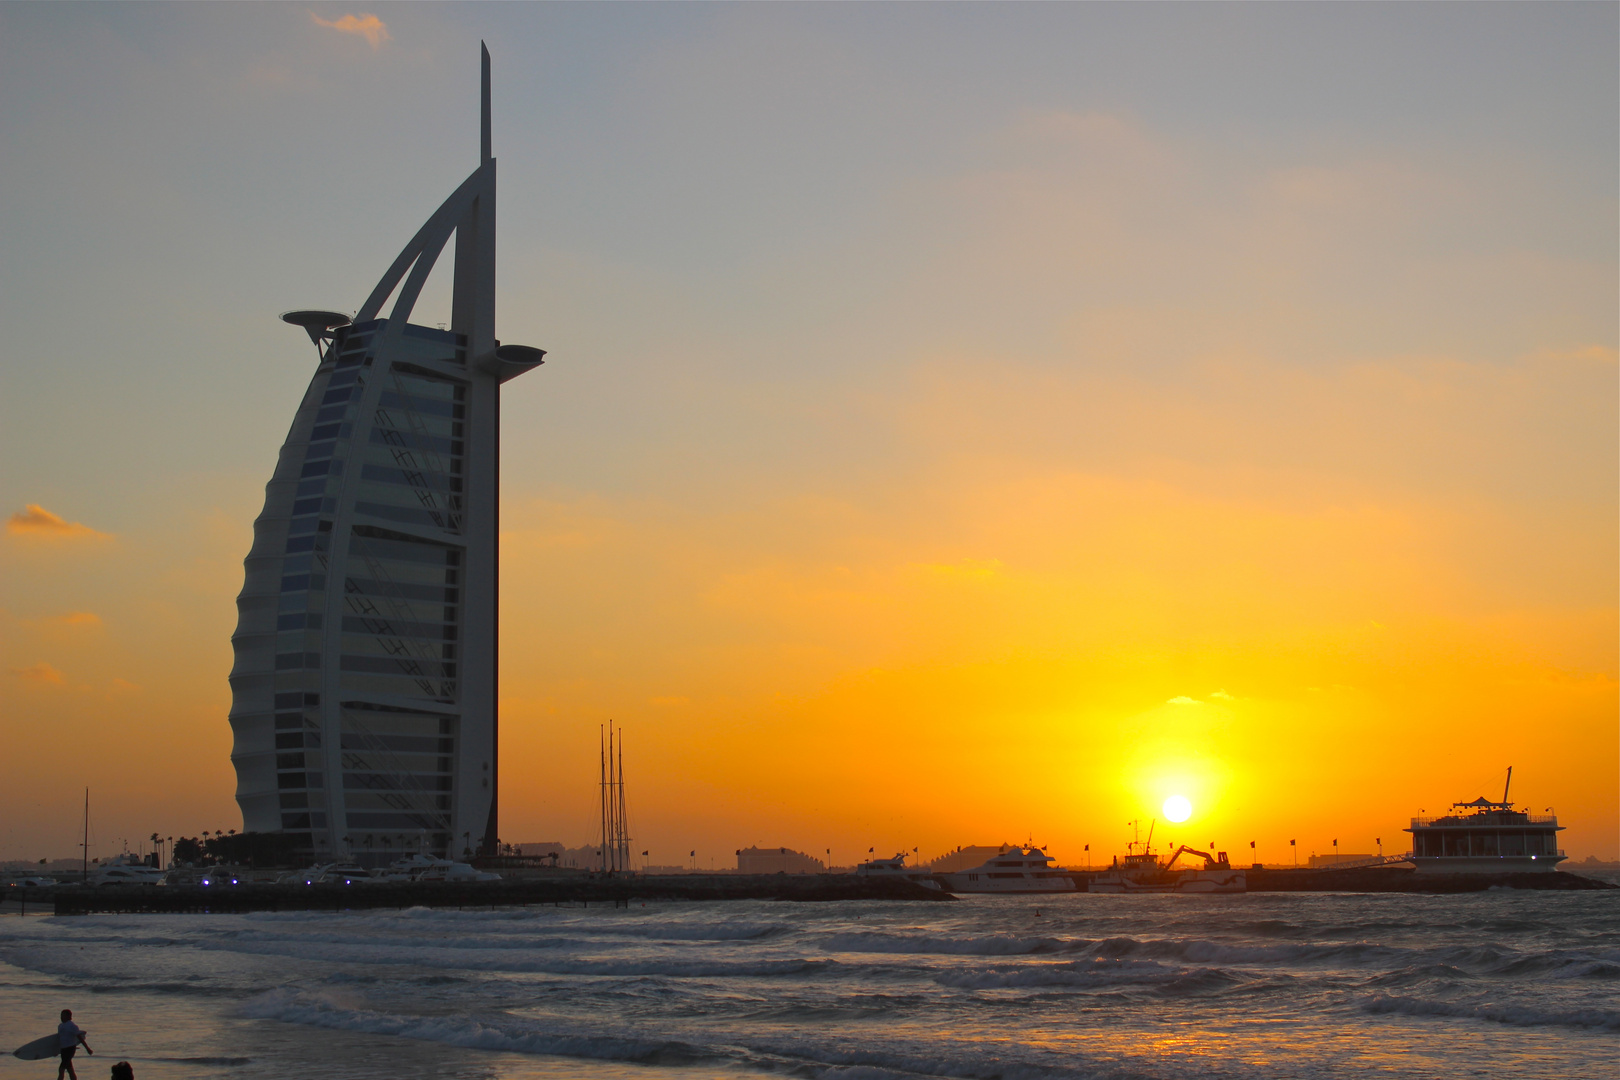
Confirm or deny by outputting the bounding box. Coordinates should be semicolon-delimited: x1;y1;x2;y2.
1241;866;1617;893
12;867;1612;916
39;873;953;915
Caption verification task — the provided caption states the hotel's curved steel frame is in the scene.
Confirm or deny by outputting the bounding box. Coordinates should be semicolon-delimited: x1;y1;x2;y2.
228;47;541;864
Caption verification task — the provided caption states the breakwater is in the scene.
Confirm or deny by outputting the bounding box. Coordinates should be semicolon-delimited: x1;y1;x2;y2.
1241;866;1615;892
47;872;952;915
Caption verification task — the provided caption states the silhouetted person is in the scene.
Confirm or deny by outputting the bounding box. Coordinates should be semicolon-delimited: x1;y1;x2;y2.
110;1063;134;1080
56;1009;92;1080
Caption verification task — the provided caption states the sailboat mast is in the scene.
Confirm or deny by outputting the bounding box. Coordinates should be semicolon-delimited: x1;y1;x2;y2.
599;725;608;873
617;730;628;871
82;789;89;882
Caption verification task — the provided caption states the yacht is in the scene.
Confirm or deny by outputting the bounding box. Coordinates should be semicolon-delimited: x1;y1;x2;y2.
853;852;944;890
398;854;501;882
938;846;1077;894
1406;768;1565;874
89;857;167;887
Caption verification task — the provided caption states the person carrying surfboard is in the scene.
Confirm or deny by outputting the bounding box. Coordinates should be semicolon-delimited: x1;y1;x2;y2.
55;1010;91;1080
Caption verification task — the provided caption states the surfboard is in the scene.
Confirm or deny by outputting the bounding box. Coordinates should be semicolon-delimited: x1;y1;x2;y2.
13;1032;82;1060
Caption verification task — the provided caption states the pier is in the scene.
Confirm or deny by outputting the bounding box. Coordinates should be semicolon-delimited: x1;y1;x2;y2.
43;873;953;915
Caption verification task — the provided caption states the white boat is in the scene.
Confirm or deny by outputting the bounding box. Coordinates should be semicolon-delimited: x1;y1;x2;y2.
853;852;944;890
938;846;1077;894
90;859;167;887
396;855;501;882
1089;841;1246;894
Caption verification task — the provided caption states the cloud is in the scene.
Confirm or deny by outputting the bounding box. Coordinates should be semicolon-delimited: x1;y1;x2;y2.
309;12;391;48
13;662;65;685
6;504;110;540
53;612;102;627
1210;689;1233;700
109;678;141;694
1166;696;1202;705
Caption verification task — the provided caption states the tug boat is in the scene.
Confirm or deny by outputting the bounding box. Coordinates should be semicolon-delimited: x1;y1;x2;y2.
1406;767;1565;874
937;846;1077;894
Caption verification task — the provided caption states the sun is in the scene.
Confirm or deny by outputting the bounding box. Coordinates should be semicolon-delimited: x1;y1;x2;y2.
1163;795;1192;823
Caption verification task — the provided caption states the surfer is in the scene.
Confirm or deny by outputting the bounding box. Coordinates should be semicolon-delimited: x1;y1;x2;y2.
55;1010;92;1080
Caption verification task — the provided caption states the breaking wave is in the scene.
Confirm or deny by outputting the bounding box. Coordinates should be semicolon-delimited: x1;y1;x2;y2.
1361;993;1620;1031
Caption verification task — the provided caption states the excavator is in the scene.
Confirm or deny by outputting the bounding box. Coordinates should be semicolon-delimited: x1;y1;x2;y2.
1162;845;1232;871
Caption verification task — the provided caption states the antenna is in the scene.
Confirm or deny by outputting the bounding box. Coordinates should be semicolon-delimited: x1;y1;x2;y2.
1503;765;1513;805
480;41;492;164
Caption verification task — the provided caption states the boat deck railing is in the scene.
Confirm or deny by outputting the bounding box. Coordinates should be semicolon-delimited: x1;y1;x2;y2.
1410;814;1557;828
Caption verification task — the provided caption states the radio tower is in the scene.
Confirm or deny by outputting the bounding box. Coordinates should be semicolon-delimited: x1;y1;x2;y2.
599;722;632;873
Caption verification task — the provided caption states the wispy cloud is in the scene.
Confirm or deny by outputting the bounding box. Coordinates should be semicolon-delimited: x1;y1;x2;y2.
6;504;110;540
309;12;391;49
1210;689;1233;700
53;612;102;627
13;662;65;685
1166;695;1202;706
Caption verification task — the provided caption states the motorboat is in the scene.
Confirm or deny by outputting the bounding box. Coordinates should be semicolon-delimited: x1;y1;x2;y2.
410;857;501;883
938;846;1077;894
90;860;167;887
853;852;944;890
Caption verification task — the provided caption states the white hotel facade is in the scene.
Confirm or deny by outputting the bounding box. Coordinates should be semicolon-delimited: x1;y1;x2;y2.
227;48;544;864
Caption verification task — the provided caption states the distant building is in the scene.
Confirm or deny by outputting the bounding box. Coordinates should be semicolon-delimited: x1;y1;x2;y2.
513;842;566;859
929;845;1011;874
737;846;826;874
1307;853;1376;869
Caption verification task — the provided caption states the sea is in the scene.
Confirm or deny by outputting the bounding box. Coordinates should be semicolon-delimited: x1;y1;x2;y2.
2;882;1617;1080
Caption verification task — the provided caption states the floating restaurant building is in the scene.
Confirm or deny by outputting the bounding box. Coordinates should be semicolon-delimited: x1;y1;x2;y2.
227;47;544;864
1406;770;1565;874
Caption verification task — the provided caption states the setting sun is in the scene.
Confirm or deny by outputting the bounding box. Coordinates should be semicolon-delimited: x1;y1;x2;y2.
1163;795;1193;823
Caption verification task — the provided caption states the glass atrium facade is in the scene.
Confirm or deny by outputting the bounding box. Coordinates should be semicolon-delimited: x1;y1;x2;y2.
230;321;497;863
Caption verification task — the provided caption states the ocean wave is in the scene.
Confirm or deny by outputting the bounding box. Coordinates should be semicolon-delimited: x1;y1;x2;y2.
1087;935;1401;967
742;1031;1154;1080
243;987;1146;1080
934;959;1251;998
241;987;719;1065
244;906;792;942
935;959;1178;990
204;936;837;978
821;931;1089;956
1361;993;1620;1031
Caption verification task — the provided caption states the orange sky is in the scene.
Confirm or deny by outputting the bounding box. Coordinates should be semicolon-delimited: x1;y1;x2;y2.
1;6;1615;865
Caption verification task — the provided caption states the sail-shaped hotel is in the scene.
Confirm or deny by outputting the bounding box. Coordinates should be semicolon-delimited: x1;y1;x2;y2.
227;47;543;864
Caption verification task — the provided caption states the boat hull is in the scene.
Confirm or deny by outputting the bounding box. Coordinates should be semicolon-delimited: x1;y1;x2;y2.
944;877;1076;894
1089;870;1245;894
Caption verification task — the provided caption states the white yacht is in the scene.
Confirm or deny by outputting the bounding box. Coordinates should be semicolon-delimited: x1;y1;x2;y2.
89;857;167;887
396;854;501;882
938;846;1077;894
853;852;944;890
